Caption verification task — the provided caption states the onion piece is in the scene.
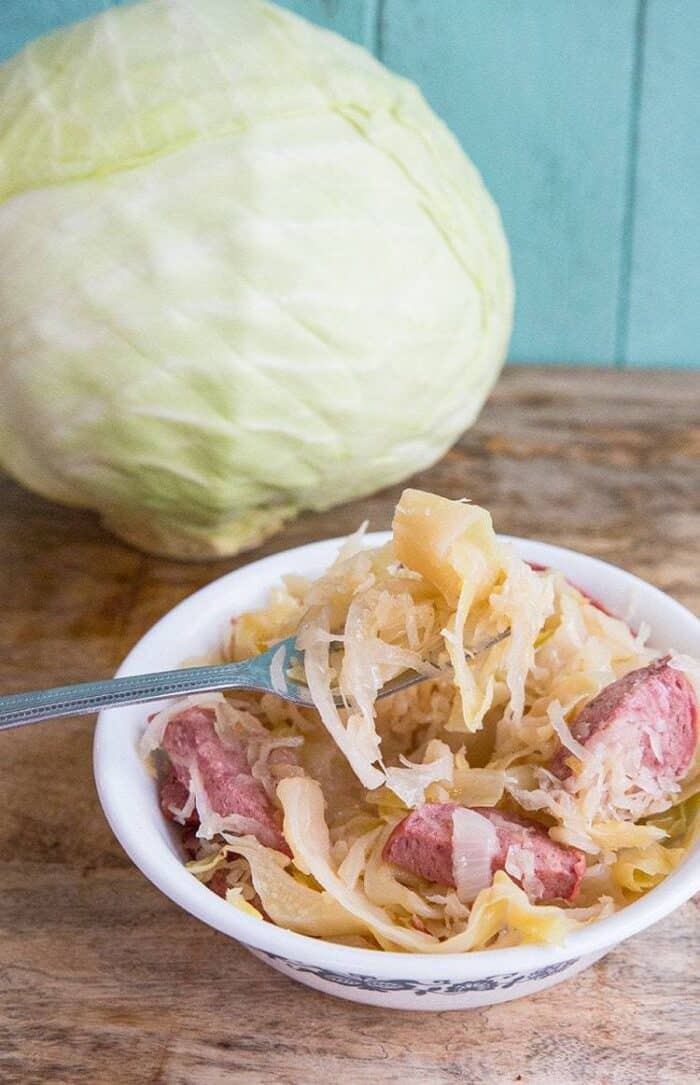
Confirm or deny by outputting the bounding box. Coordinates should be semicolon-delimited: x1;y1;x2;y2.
451;808;499;904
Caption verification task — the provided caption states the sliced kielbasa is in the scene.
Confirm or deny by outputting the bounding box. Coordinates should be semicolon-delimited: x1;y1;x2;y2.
159;705;289;854
383;803;585;902
160;764;199;826
553;656;697;786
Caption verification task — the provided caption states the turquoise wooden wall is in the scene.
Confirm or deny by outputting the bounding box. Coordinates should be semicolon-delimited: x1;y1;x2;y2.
2;0;698;368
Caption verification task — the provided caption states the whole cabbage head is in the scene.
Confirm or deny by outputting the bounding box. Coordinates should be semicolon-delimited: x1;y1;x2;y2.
0;0;513;559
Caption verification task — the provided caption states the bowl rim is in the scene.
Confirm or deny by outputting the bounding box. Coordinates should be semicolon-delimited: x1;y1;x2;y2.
94;531;700;978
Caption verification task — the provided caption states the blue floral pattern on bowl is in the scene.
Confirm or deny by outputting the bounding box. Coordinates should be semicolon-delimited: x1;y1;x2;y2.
258;950;576;995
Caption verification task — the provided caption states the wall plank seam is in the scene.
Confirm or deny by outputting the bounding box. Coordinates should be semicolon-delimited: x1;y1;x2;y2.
365;0;383;54
615;0;648;368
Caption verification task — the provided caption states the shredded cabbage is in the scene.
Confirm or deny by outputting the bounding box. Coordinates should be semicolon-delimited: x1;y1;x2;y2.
222;834;367;938
144;488;698;952
278;776;437;951
384;740;454;808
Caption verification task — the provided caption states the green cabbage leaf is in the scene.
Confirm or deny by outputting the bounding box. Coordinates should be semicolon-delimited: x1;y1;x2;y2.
0;0;512;557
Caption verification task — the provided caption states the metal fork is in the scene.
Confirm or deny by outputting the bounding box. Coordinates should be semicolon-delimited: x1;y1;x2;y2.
0;628;510;731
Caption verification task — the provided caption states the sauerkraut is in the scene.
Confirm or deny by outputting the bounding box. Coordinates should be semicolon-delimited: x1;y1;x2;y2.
141;489;699;952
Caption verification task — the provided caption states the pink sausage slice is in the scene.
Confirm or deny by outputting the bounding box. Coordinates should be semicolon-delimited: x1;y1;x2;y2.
160;705;289;854
383;803;585;902
160;765;198;826
553;656;697;785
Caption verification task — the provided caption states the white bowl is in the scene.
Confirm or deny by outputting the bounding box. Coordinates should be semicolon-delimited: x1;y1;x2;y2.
94;533;700;1011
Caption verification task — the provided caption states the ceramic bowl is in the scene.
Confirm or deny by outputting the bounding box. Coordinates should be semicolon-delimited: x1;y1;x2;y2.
94;533;700;1010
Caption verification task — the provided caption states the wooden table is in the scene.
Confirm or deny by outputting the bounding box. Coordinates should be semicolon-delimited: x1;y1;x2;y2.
1;366;698;1085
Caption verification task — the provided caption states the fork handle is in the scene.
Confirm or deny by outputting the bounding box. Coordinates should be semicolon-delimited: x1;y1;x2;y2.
0;660;263;731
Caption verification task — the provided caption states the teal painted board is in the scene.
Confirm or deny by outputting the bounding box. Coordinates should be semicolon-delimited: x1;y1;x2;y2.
0;0;129;61
0;0;377;61
380;0;639;365
280;0;378;48
625;1;700;367
2;0;698;367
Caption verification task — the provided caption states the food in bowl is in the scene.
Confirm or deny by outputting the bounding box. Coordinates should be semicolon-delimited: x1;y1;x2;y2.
140;489;699;953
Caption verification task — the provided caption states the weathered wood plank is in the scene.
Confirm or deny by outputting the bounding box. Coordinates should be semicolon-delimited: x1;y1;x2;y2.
0;861;697;1085
0;367;698;1083
380;0;639;365
624;0;700;367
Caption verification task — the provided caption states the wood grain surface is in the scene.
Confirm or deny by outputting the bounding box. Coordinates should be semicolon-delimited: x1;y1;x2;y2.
0;366;698;1085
